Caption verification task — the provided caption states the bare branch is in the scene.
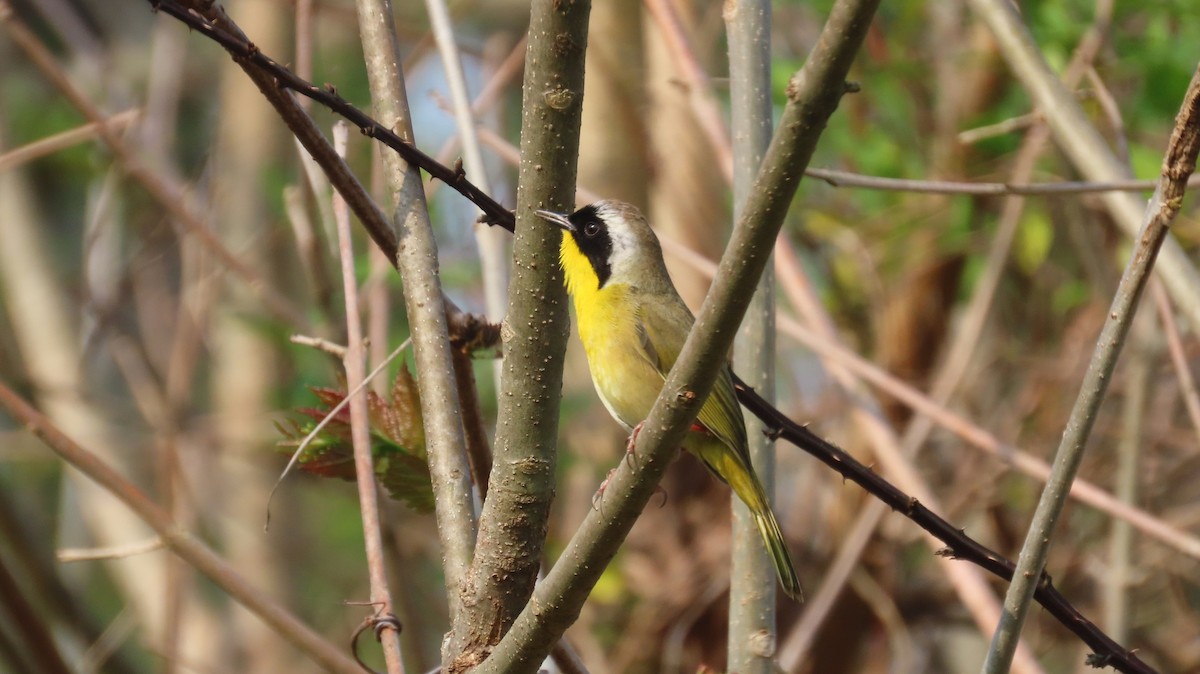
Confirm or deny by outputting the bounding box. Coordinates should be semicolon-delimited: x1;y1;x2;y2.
445;1;589;668
352;0;477;623
804;166;1196;195
0;108;140;171
982;62;1200;674
333;122;407;674
726;0;780;670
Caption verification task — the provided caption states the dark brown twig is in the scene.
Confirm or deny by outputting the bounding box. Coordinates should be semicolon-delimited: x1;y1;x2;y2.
731;374;1155;674
0;557;74;674
149;0;514;231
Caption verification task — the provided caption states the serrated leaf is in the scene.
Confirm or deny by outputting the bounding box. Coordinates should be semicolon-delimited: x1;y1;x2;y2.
376;443;435;512
389;364;425;455
274;369;432;511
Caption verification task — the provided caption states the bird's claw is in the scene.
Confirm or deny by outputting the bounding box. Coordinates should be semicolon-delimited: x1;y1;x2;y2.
624;421;645;467
592;469;617;511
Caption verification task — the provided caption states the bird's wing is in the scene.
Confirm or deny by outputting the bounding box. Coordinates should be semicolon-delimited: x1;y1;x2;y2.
635;298;750;455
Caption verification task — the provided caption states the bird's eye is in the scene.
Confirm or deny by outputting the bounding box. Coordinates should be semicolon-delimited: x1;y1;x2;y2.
583;221;601;237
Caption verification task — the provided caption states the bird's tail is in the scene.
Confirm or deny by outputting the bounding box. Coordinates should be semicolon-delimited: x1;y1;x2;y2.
691;438;803;600
731;465;803;600
751;500;804;601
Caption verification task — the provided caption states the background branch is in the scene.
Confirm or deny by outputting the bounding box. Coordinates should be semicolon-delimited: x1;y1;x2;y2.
333;121;406;674
352;0;478;626
981;62;1200;674
726;0;780;672
966;0;1200;335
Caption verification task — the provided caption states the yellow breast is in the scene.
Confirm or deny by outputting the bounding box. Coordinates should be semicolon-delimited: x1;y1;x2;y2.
561;235;663;429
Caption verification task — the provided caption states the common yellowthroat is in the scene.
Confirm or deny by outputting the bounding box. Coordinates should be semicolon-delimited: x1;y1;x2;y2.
536;200;802;600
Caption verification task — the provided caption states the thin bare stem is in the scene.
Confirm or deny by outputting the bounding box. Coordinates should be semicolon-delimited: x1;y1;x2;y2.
422;0;508;330
333;122;406;674
958;111;1041;144
451;348;493;500
58;538;166;562
1152;282;1200;443
982;64;1200;674
804;167;1192;195
353;0;477;623
430;34;528;176
1104;309;1153;645
0;108;140;171
644;0;734;182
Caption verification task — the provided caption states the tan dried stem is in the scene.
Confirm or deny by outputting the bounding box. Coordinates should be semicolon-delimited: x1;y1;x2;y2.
332;122;407;674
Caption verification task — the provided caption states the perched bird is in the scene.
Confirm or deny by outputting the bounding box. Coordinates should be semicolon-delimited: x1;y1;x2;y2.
536;200;802;600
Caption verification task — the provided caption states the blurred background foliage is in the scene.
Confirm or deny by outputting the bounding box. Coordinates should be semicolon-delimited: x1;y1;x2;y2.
1;0;1199;672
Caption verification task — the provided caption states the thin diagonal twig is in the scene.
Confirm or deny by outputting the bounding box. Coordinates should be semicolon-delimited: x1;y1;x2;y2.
982;63;1200;674
149;0;512;230
0;108;140;171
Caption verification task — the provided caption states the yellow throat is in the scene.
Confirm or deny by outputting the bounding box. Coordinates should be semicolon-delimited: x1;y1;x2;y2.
560;232;633;351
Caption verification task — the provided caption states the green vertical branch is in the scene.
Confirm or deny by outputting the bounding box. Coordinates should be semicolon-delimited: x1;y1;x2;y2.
727;0;781;672
445;1;590;669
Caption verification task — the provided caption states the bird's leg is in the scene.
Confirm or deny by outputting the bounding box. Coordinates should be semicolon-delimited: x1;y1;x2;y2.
624;420;645;466
592;469;617;511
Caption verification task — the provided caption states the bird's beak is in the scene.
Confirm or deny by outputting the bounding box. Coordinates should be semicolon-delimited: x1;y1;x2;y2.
534;209;576;232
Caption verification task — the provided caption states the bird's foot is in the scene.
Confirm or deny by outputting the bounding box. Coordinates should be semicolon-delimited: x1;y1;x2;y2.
592;469;617;511
624;421;645;467
651;483;668;508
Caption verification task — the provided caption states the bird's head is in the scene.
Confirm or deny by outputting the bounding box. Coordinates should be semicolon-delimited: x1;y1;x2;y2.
535;200;669;295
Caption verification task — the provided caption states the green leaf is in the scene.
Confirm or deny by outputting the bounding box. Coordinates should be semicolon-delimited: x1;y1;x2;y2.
275;364;434;512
